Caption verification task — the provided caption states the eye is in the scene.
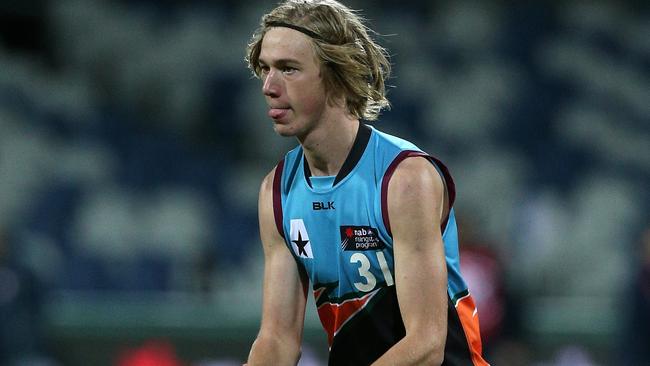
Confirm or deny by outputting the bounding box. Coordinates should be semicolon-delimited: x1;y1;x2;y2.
282;66;297;75
259;64;270;75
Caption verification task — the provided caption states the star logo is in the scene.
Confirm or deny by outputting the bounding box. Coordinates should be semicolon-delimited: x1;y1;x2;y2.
289;219;313;258
292;231;309;256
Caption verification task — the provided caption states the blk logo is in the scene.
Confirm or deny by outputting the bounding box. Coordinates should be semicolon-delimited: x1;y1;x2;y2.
313;201;335;211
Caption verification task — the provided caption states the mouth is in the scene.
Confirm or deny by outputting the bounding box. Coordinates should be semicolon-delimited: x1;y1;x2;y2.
268;107;291;120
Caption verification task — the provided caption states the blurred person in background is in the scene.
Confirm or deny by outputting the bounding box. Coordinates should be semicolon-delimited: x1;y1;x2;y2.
456;218;507;349
0;227;51;365
621;224;650;365
115;339;185;366
244;1;488;365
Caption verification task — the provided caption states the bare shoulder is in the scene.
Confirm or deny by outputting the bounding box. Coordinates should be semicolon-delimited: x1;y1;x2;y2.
258;165;285;247
386;156;446;235
260;166;277;195
388;156;444;199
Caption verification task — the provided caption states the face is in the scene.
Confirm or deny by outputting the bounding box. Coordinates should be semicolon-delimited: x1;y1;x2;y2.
258;27;328;138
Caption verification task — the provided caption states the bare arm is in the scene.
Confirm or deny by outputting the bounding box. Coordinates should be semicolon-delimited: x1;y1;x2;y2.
246;168;309;366
372;157;449;365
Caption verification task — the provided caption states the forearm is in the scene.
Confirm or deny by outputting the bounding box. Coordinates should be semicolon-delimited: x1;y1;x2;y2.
247;334;301;366
371;334;444;366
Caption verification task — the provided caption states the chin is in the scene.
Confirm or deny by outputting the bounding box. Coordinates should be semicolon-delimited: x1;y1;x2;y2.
273;123;297;137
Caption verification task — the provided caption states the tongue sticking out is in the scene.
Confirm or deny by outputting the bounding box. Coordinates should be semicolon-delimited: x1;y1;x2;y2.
269;108;289;119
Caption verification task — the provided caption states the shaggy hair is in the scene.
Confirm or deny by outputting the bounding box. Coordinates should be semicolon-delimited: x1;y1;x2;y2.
246;0;391;121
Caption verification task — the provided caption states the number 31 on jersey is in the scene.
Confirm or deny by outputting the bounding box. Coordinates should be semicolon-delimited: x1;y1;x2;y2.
350;251;394;292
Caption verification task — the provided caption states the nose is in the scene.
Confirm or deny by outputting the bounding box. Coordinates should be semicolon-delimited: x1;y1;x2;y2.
262;69;280;98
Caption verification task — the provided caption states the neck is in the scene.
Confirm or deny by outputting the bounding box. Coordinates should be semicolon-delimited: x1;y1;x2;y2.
299;114;360;177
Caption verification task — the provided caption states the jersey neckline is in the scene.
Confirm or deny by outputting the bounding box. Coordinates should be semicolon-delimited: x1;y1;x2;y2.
303;123;372;189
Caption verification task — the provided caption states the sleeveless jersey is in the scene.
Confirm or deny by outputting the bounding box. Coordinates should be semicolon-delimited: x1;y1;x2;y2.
272;124;489;365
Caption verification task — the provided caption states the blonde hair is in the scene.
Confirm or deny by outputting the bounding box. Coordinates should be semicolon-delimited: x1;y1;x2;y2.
246;0;391;121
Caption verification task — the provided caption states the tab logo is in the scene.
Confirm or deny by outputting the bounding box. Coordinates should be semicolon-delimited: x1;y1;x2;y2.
340;225;386;251
290;219;314;258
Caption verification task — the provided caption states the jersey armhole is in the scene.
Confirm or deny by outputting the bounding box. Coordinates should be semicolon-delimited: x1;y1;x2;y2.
272;159;286;239
380;151;456;237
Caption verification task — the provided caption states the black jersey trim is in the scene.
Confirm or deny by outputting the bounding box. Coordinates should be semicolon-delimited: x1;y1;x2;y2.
303;123;372;188
334;123;372;185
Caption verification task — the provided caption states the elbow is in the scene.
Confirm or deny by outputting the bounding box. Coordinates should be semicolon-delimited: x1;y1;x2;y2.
421;338;446;365
400;333;446;365
428;350;445;366
248;334;301;365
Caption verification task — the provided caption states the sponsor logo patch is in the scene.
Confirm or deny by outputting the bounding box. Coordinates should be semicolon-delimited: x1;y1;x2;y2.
340;225;386;251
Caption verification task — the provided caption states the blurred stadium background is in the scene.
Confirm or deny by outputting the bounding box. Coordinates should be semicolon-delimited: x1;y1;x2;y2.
0;0;648;365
